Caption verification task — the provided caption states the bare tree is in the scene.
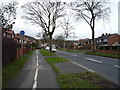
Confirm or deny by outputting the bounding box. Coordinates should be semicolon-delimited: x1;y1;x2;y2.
62;18;74;50
71;0;110;52
0;0;18;32
54;33;64;48
22;0;66;51
36;32;42;39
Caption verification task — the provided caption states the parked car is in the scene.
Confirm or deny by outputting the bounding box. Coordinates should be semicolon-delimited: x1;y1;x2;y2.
45;46;49;50
45;45;56;52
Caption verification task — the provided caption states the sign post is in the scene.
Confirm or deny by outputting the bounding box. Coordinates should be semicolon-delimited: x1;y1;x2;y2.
20;30;25;56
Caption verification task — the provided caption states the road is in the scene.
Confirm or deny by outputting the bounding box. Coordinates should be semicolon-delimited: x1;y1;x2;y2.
56;50;120;85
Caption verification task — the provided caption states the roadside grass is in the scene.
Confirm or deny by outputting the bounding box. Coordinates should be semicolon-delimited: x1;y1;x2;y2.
2;50;34;88
45;57;69;74
59;48;81;53
85;52;120;59
58;48;66;51
66;50;81;53
58;72;119;88
45;57;119;88
40;49;56;56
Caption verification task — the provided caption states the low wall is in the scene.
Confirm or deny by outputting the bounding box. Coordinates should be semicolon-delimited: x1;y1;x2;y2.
97;50;120;55
96;46;120;55
16;48;30;59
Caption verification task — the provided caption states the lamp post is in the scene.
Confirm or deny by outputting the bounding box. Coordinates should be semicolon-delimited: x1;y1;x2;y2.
20;30;25;56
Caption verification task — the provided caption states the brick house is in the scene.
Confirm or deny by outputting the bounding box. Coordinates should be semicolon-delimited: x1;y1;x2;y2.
3;29;15;39
96;33;112;46
108;34;120;46
14;34;35;48
77;38;92;50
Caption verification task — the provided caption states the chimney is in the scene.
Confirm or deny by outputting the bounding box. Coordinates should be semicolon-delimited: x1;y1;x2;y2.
102;33;104;36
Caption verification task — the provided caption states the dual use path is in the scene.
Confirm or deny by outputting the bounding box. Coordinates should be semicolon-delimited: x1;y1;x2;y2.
7;50;86;88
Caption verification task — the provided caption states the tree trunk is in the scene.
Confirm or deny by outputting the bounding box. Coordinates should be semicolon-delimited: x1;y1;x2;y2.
64;37;65;50
91;29;96;53
49;34;52;52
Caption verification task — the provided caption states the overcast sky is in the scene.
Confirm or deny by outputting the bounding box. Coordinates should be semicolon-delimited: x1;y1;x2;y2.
0;0;119;40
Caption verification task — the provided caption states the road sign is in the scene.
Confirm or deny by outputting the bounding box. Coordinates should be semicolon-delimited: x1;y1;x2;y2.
20;30;25;35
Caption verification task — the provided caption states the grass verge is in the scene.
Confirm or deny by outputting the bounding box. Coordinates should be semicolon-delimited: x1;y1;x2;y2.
40;49;56;56
58;48;66;51
66;50;81;53
45;57;69;74
45;57;119;88
2;50;34;88
57;72;119;88
85;52;120;59
59;48;81;53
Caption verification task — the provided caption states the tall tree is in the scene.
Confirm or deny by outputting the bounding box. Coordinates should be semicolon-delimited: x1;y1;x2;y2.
71;0;110;52
0;0;18;32
62;18;74;50
22;0;66;51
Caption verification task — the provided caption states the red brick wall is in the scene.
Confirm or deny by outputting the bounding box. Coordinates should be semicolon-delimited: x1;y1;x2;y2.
108;35;120;45
97;50;120;55
16;48;30;59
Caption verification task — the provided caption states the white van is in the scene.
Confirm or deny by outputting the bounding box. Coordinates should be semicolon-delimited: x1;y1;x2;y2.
45;45;56;52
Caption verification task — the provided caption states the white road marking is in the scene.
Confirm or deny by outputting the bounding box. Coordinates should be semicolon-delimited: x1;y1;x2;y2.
114;65;120;68
33;69;38;89
32;52;39;89
85;58;102;63
71;61;94;72
70;54;78;56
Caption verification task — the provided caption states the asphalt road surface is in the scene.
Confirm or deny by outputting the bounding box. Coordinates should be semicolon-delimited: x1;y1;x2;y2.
56;50;120;85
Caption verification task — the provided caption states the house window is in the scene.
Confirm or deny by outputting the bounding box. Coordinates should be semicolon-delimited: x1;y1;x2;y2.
89;41;92;44
99;39;101;42
12;35;14;38
19;40;22;43
103;39;107;42
24;41;27;43
97;39;99;43
3;33;6;37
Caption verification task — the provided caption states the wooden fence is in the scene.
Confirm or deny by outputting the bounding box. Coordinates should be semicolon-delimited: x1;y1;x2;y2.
96;46;120;55
2;37;32;66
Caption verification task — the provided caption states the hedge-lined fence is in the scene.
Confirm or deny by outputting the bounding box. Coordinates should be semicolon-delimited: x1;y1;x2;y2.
2;37;33;66
2;37;17;66
96;46;120;55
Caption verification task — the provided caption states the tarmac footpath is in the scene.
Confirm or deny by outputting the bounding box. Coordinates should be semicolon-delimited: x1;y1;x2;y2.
6;50;88;89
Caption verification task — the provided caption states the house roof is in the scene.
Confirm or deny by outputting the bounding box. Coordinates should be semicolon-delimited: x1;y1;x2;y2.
15;33;35;42
108;33;120;38
6;30;15;35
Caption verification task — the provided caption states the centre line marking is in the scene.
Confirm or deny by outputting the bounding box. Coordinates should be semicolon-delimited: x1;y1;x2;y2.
32;52;39;90
85;58;102;63
71;61;94;72
114;65;120;68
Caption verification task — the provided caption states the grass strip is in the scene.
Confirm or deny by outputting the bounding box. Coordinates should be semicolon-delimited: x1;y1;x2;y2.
45;57;119;88
40;49;56;56
66;50;81;53
2;50;34;88
57;72;119;88
58;48;66;51
59;48;81;53
45;57;69;74
85;52;120;59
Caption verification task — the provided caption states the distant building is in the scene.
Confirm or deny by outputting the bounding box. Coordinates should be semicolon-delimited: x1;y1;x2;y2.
76;33;120;50
96;33;112;46
108;34;120;46
3;29;15;39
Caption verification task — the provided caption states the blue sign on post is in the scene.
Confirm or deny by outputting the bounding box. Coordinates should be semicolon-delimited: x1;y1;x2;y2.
20;30;25;35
